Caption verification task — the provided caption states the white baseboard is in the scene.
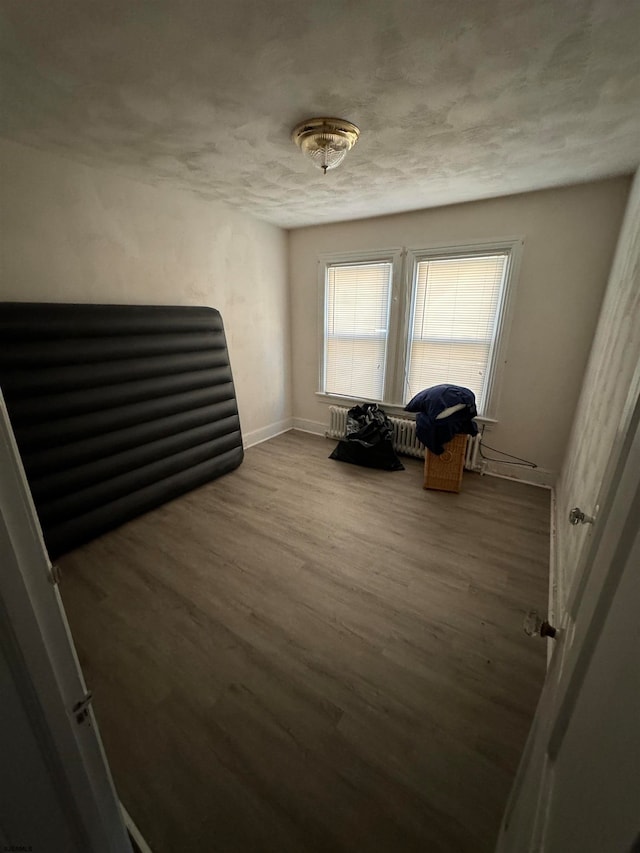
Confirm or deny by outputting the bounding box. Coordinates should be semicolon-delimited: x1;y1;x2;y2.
483;460;556;489
121;803;153;853
292;418;326;436
242;418;293;449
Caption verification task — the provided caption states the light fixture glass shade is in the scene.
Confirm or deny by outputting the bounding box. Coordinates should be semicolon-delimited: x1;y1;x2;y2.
292;118;360;174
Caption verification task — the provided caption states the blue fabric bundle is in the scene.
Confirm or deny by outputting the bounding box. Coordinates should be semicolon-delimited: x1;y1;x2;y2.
405;384;479;455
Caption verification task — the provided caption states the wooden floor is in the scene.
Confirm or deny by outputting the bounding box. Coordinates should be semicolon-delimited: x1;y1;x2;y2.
59;431;550;853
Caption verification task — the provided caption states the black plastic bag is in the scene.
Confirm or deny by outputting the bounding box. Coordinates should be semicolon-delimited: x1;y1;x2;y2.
329;403;405;471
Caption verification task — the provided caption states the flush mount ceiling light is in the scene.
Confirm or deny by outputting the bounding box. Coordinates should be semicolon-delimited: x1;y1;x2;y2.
291;117;360;174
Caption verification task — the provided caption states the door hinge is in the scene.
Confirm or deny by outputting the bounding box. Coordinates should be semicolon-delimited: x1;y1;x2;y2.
72;690;93;724
48;563;62;585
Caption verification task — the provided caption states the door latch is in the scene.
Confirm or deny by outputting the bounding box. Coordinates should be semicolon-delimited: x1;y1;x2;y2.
569;506;595;526
72;691;93;725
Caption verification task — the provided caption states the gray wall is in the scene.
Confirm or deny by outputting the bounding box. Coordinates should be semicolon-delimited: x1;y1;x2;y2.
0;139;292;447
555;169;640;609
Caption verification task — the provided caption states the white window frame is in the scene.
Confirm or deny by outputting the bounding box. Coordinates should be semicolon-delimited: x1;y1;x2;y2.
317;238;522;420
317;248;405;404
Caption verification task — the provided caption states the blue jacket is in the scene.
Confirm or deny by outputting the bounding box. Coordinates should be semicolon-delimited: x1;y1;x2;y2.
405;384;479;455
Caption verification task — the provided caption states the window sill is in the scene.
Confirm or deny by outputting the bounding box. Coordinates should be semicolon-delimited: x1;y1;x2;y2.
314;392;498;424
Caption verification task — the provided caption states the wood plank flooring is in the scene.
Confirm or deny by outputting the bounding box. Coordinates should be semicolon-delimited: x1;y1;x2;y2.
58;430;550;853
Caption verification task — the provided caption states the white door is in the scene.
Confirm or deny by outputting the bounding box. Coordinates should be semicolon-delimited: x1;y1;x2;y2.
496;371;640;853
0;391;132;852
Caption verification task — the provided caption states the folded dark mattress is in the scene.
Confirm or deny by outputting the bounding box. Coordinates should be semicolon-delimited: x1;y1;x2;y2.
0;302;243;558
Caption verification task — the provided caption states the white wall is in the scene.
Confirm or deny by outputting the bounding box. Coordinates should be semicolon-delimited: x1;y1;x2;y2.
555;169;640;610
288;179;630;485
0;139;291;446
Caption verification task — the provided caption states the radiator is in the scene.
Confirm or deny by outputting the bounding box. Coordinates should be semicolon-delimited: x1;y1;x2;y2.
326;405;482;470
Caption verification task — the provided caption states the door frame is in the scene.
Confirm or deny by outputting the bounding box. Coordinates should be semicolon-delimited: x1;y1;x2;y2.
0;390;132;852
497;360;640;851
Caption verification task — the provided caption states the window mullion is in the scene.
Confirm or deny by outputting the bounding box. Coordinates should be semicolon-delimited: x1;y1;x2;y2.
383;249;409;405
396;249;416;405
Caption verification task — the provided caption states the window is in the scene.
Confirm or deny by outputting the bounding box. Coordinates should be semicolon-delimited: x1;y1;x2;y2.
324;260;393;401
320;242;518;417
406;252;509;410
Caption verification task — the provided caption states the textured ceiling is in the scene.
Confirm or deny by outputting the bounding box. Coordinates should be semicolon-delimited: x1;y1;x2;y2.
1;0;639;228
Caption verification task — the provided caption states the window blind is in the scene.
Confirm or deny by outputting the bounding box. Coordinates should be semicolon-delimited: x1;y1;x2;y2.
406;252;509;410
324;261;393;400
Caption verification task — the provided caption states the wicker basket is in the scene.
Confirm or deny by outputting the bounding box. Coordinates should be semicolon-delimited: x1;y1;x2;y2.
423;433;468;493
